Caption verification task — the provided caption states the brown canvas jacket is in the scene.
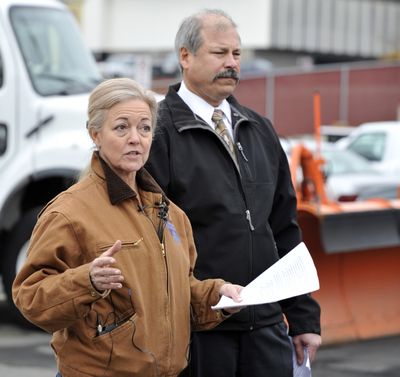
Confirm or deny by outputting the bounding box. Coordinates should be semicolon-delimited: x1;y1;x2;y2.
13;152;226;377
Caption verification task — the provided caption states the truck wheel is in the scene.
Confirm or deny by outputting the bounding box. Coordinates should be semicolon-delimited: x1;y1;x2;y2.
2;207;42;325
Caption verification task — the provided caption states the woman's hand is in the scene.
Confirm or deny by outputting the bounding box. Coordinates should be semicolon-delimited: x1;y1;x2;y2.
89;240;124;292
219;284;245;314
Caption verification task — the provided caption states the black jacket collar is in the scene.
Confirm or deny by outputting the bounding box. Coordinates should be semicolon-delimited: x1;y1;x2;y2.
163;83;253;132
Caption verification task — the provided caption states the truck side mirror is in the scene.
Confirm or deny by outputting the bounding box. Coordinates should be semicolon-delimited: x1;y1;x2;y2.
0;124;7;156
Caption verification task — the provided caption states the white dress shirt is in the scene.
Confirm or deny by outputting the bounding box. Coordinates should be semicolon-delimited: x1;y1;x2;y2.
177;81;234;139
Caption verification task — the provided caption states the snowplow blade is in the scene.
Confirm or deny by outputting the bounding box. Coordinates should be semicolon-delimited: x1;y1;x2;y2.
319;207;400;253
298;201;400;345
290;144;400;344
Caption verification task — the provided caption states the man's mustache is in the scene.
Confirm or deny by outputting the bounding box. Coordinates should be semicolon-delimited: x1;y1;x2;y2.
214;70;240;82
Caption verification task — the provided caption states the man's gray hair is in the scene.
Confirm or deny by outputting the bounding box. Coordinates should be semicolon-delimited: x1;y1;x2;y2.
174;9;238;57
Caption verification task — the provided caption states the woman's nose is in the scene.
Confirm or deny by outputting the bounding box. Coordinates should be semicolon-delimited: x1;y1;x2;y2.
127;127;140;143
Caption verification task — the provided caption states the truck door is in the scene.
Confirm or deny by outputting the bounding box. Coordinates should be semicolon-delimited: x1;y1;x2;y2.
0;18;17;175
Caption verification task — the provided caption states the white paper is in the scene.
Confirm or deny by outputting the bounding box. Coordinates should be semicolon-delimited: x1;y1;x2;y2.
212;242;319;309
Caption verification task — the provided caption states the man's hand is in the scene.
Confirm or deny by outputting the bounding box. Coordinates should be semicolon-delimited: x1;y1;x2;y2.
89;240;124;292
292;333;322;365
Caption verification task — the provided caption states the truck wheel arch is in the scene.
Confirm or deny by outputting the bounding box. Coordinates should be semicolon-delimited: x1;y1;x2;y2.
0;169;80;324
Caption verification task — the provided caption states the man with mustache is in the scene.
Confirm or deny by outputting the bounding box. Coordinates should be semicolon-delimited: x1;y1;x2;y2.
146;9;321;377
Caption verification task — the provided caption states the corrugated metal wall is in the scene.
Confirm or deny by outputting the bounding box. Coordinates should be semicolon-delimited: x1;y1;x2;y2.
270;0;400;58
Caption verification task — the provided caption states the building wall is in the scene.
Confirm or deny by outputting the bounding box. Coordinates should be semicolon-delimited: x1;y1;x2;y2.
233;61;400;136
79;0;400;59
80;0;271;53
270;0;400;58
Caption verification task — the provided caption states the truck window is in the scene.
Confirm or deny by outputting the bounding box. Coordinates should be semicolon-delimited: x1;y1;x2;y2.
10;5;101;96
0;124;6;156
348;132;386;162
0;50;5;155
0;49;3;87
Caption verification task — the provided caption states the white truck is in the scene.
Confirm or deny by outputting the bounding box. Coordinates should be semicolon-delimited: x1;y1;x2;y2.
0;0;101;320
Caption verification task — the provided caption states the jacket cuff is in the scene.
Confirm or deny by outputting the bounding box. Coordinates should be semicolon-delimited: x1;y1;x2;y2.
88;273;111;299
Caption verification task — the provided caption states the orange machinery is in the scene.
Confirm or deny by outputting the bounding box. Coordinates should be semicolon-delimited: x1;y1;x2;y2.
290;93;400;344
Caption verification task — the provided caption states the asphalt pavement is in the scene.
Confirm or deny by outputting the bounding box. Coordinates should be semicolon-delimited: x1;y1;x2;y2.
0;295;399;376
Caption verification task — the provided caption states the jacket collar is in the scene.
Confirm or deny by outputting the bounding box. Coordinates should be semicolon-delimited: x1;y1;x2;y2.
163;83;253;132
92;152;168;206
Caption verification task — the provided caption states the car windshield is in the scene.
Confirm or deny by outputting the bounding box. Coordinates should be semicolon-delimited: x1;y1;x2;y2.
10;5;101;96
322;149;376;175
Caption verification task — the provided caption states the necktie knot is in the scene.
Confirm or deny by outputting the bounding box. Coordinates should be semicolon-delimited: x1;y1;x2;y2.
212;109;224;125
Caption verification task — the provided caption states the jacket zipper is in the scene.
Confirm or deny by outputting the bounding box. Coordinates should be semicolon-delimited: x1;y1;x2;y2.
245;209;255;231
237;142;254;231
237;142;248;162
139;204;172;364
234;119;256;328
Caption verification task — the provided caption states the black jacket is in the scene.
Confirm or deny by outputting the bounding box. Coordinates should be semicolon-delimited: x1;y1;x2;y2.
146;83;320;335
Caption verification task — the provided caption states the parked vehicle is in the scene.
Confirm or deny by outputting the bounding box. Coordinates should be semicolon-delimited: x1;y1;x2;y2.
98;51;180;82
0;0;101;320
336;121;400;174
284;138;400;202
321;147;400;202
98;52;138;79
320;124;355;142
357;184;400;201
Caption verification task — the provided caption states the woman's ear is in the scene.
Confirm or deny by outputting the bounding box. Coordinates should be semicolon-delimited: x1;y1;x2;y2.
89;128;99;146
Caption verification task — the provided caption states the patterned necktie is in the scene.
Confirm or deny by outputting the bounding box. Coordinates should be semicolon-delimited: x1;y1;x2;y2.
212;109;236;157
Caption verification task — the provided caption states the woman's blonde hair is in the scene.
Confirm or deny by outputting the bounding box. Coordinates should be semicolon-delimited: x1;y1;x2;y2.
87;77;158;135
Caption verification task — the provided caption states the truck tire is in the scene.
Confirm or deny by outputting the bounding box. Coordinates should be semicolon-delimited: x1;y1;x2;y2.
1;206;42;326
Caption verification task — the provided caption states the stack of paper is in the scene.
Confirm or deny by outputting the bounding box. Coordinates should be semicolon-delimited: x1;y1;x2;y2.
212;242;319;310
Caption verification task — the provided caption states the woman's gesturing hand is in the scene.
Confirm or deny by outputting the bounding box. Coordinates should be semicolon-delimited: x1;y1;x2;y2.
219;284;245;314
89;240;124;292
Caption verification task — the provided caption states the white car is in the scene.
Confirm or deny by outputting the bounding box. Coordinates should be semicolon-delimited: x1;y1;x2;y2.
336;121;400;174
284;139;400;202
321;148;400;202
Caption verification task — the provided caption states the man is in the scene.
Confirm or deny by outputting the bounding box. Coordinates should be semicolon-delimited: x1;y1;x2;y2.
146;9;321;377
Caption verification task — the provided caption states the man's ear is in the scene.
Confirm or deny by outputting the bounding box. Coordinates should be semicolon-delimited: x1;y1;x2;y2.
179;47;190;70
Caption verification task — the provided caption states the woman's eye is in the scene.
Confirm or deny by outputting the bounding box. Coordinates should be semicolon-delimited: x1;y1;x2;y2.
139;124;152;134
115;124;127;132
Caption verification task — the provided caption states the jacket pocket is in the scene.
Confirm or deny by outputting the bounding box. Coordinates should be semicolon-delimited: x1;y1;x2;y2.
97;238;144;254
92;313;136;341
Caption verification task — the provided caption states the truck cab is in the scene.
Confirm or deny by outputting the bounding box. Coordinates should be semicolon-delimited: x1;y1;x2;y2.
0;0;101;319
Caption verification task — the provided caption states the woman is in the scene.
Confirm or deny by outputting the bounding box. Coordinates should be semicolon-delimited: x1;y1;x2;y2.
12;78;242;377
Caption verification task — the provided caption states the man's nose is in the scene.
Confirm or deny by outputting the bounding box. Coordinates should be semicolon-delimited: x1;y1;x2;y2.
225;53;240;69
